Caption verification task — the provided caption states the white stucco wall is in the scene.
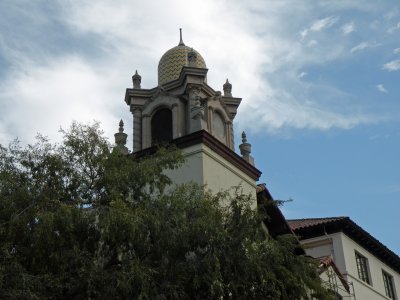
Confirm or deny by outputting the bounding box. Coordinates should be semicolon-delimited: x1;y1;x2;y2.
340;233;400;300
163;143;257;201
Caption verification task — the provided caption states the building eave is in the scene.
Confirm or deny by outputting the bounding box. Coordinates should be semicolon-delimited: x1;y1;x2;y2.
256;184;305;255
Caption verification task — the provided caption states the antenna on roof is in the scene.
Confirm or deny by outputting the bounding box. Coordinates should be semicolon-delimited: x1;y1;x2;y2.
179;28;185;46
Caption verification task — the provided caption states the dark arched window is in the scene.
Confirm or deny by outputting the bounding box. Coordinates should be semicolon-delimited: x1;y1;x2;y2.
151;108;173;145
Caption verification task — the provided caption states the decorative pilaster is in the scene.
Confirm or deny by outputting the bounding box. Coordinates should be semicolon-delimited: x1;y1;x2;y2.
132;107;142;152
227;121;234;150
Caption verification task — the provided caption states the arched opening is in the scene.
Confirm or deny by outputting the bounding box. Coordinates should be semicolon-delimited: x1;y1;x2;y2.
151;108;173;145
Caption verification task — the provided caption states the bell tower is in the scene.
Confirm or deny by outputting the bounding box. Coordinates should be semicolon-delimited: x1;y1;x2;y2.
123;30;261;197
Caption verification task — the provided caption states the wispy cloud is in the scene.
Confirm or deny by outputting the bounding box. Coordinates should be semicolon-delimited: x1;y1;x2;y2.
341;22;355;35
376;84;388;93
384;8;400;20
350;41;380;54
393;48;400;54
298;72;307;79
388;22;400;33
310;16;339;32
382;59;400;71
301;16;338;40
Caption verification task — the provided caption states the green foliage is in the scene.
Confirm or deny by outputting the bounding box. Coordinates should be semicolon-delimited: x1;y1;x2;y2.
0;122;333;299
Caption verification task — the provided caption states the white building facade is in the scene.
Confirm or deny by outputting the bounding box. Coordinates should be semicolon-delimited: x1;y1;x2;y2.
289;217;400;300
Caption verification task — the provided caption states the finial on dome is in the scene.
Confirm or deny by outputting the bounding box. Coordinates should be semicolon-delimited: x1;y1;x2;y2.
241;131;247;143
179;28;185;46
223;78;232;97
132;70;142;89
119;119;124;133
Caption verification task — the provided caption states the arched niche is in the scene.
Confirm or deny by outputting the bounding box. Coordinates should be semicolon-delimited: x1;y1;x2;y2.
151;108;173;145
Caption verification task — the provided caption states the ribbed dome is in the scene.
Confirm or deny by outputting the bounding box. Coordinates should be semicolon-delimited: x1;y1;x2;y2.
158;44;206;86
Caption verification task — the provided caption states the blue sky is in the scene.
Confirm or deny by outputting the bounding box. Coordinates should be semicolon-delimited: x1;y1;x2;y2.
0;1;399;254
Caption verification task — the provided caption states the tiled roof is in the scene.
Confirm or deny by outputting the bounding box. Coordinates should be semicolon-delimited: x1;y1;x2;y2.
288;217;349;230
158;45;206;85
288;217;400;274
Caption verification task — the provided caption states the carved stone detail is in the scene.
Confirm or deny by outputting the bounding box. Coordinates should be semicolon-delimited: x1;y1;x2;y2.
132;70;142;89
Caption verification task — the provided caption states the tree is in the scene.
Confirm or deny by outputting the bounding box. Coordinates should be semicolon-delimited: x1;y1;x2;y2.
0;122;334;299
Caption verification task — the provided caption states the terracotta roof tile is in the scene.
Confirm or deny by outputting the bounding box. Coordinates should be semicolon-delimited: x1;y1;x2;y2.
288;217;348;230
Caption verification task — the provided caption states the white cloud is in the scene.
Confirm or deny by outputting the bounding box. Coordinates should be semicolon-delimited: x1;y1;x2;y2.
341;22;355;34
350;41;380;53
298;72;307;79
382;59;400;71
237;83;374;132
307;40;318;47
301;16;339;40
300;29;308;40
0;56;131;144
0;0;393;144
394;48;400;54
376;84;388;93
310;16;339;32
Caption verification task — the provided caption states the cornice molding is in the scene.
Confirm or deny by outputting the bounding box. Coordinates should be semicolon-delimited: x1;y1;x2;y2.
132;130;262;181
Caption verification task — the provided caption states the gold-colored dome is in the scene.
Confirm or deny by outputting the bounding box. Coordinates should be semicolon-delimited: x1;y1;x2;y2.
158;44;206;86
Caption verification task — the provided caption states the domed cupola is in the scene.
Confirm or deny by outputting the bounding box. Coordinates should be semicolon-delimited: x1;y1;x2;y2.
158;29;206;86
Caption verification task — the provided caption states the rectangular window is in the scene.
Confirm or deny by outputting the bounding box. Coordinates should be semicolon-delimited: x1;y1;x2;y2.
383;270;396;299
355;251;371;284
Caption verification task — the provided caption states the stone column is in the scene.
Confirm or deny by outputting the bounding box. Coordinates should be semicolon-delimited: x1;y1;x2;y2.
132;107;142;152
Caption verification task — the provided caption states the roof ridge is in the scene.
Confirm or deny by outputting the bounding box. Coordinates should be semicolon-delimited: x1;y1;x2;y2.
288;216;348;221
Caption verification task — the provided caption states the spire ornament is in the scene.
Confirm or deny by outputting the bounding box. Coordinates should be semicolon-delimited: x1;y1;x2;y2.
239;131;254;165
178;28;185;46
114;119;129;155
132;70;142;89
223;79;232;97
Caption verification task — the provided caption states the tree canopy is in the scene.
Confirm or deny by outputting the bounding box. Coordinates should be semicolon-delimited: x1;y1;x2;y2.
0;122;334;299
